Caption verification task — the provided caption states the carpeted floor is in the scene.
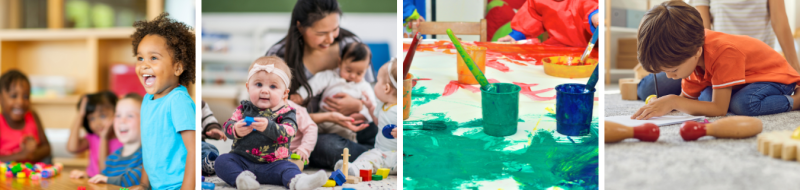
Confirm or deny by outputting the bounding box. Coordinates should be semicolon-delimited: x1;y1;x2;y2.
604;93;800;190
204;168;397;190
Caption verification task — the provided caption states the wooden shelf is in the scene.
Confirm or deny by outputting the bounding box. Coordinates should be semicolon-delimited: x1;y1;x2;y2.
0;28;136;41
31;95;80;105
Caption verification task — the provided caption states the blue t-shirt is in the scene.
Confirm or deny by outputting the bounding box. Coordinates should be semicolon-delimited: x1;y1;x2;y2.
140;85;196;189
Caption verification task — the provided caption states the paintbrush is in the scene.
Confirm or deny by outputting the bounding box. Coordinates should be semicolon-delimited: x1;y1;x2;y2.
403;32;421;79
403;120;447;130
586;65;599;92
579;27;599;65
446;29;493;91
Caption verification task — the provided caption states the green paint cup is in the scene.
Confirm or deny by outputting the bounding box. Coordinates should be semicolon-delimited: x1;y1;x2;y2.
481;83;521;137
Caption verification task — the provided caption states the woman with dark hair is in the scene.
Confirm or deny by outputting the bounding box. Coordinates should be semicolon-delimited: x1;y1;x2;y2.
266;0;379;169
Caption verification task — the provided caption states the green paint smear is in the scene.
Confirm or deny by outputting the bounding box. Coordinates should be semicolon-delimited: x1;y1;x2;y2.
411;87;441;107
404;114;599;190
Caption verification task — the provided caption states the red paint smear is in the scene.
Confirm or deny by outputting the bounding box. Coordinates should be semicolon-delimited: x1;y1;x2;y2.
512;82;539;88
443;80;482;96
513;82;556;101
458;83;481;93
488;79;501;83
595;97;599;101
529;88;554;94
486;60;510;72
443;81;461;96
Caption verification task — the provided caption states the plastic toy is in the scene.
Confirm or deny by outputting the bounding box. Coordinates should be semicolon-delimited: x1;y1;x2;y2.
201;182;215;190
376;168;390;178
680;116;762;141
2;162;62;179
322;179;336;187
78;187;86;190
360;169;372;181
330;169;345;185
372;174;382;181
343;188;356;190
289;153;305;170
382;124;397;139
605;121;659;143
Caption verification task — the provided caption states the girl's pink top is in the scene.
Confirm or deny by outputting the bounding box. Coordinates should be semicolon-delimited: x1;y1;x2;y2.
0;112;40;161
286;101;317;158
85;134;123;177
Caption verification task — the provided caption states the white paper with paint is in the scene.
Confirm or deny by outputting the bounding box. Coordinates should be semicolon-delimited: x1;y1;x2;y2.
605;115;705;127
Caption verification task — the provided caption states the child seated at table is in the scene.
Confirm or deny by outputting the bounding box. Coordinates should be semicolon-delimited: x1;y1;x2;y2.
217;56;327;190
87;93;144;187
497;0;599;47
0;70;52;163
290;42;377;142
67;91;122;179
335;58;398;177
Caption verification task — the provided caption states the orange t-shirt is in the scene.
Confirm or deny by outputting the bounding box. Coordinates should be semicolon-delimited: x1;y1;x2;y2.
681;29;800;99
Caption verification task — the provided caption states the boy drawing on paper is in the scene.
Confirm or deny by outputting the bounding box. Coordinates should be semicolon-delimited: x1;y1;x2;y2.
631;1;800;120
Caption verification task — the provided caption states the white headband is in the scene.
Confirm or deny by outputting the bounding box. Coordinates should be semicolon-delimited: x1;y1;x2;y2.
248;64;290;88
387;59;397;88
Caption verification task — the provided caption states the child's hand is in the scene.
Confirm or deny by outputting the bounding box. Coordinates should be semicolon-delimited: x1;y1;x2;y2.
350;113;367;126
297;151;310;163
78;96;88;117
592;14;599;28
70;169;88;179
497;35;515;43
330;112;369;132
407;16;425;33
290;94;304;105
361;91;375;113
252;117;269;132
234;120;253;138
631;95;676;120
205;128;228;141
88;174;108;183
391;128;397;138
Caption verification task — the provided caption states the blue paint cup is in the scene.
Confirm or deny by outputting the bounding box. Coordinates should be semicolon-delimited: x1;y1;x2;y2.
555;83;595;136
481;83;521;137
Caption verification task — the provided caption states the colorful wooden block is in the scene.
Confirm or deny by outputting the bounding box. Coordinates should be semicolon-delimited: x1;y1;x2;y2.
372;174;382;181
359;169;372;181
322;179;336;187
376;168;390;179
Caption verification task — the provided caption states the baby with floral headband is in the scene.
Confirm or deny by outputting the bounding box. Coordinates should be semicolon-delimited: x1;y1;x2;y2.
215;56;327;190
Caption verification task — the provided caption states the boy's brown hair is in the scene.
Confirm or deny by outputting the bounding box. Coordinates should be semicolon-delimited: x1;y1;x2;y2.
131;12;196;86
637;0;705;73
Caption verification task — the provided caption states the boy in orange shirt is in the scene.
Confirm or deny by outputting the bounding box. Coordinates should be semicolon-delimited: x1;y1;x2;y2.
631;1;800;120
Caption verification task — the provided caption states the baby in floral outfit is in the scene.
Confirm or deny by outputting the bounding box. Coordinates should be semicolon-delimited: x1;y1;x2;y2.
215;56;327;190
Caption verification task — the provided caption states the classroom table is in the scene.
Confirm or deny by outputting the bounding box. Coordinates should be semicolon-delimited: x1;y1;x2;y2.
402;39;599;189
0;166;126;190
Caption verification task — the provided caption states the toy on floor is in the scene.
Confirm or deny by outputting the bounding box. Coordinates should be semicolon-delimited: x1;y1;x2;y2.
289;153;307;170
376;168;390;179
360;169;372;181
340;148;362;184
756;126;800;162
240;100;260;131
372;174;382;181
201;182;215;190
605;121;659;143
680;116;763;141
329;169;345;185
323;179;336;187
1;162;62;180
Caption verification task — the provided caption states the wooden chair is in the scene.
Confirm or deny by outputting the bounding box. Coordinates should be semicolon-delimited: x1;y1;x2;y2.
418;19;488;42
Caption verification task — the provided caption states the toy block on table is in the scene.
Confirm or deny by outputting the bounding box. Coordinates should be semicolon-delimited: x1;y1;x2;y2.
359;169;372;181
372;174;383;181
376;168;390;178
330;169;346;185
619;78;639;100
